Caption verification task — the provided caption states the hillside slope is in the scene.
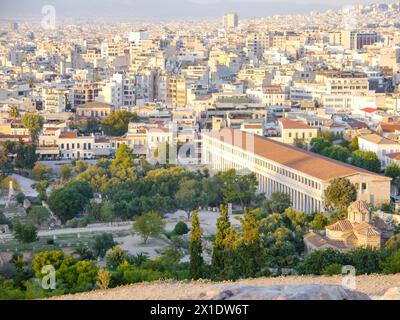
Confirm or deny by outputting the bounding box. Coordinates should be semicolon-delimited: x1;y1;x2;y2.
51;274;400;300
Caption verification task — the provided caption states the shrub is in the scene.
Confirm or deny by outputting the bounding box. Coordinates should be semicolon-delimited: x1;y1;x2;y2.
91;233;115;258
297;249;346;275
13;222;37;243
173;221;189;236
381;250;400;274
97;268;111;290
322;263;342;276
16;192;25;205
26;206;49;226
385;234;400;251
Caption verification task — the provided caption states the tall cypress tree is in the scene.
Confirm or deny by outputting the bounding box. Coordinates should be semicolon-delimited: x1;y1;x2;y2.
189;210;203;279
211;204;240;279
238;207;264;277
212;204;230;277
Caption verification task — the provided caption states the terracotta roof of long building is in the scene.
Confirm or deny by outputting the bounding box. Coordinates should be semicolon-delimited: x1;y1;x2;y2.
205;128;390;182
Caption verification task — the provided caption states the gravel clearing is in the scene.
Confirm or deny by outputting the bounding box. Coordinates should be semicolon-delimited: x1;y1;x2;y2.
51;274;400;300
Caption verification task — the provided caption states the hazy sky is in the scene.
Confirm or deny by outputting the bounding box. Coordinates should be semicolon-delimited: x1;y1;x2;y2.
0;0;393;20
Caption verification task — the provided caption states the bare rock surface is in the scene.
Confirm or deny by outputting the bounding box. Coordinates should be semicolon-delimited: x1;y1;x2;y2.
372;287;400;300
50;274;400;300
192;284;370;300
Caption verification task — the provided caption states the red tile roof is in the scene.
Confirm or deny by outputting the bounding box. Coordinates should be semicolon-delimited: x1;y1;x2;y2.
360;107;377;113
379;122;400;133
278;118;314;130
347;121;368;129
58;131;78;139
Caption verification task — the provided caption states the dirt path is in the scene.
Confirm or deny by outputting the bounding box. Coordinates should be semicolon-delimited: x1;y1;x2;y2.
52;274;400;300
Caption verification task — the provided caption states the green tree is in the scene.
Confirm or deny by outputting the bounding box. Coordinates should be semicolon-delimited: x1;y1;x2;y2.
384;163;400;180
322;263;343;276
60;164;72;181
47;181;93;223
173;221;189;235
0;146;13;180
311;137;332;154
381;250;400;274
31;163;52;181
76;164;109;194
349;136;359;151
22;113;44;143
56;259;98;293
132;211;165;244
346;247;387;274
105;246;128;269
110;144;136;183
297;248;346;275
3;140;16;154
323;145;350;163
266;192;292;214
8;106;19;120
175;179;202;219
211;204;240;279
15;192;25;205
385;234;400;251
15;141;37;170
101;110;138;136
75;160;89;174
189;210;203;279
77;118;100;135
13;222;37;243
219;169;258;207
32;250;65;279
324;178;356;210
351;150;381;173
237;208;264;277
26;206;49;226
36;180;48;201
91;233;115;258
64;180;93;199
309;213;329;231
74;246;95;260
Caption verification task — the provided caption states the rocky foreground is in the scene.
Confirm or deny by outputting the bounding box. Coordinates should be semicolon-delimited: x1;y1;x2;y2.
51;274;400;300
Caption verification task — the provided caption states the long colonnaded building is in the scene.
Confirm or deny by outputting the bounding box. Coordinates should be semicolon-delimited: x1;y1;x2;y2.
202;128;391;213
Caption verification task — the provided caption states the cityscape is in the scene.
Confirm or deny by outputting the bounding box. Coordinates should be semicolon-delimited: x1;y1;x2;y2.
1;0;400;304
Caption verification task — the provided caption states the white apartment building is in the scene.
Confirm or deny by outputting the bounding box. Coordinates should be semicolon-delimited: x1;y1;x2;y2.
289;82;326;101
129;30;149;47
358;133;400;167
147;127;173;150
203;129;391;212
43;88;72;113
321;71;370;111
58;131;96;159
97;73;136;108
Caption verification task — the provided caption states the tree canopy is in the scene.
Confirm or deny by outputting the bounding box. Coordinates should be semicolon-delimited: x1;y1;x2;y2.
132;211;165;244
101;110;138;136
324;178;356;210
47;180;93;223
21;113;44;143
